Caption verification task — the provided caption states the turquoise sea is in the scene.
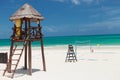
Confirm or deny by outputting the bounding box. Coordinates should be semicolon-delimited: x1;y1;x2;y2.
0;34;120;47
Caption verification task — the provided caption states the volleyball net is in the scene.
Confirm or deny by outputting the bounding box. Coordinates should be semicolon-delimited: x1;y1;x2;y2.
74;40;93;54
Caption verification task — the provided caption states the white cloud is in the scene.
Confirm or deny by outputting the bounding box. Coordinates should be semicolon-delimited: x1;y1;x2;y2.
110;16;120;21
52;0;66;3
82;18;120;30
52;0;103;5
105;9;120;16
90;6;120;19
71;0;80;5
78;19;120;35
82;0;104;5
52;0;80;5
44;26;58;33
82;0;93;4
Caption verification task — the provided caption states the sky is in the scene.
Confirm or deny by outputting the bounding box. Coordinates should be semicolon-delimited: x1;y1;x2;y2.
0;0;120;38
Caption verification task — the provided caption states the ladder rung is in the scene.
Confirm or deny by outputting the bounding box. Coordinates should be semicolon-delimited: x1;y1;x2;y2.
16;49;23;50
12;64;17;65
13;53;21;55
68;59;76;60
13;49;23;51
69;55;76;56
68;52;75;54
12;59;19;61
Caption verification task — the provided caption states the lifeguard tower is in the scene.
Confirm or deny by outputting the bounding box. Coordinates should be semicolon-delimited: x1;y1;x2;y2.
65;45;77;62
3;3;46;78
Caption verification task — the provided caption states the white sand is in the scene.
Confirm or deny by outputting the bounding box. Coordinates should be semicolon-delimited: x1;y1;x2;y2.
0;45;120;80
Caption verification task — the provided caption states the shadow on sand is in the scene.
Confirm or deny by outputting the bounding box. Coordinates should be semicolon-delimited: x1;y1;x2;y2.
14;68;41;78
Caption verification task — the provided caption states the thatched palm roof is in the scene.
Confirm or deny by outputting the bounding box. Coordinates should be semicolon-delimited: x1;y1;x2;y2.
10;3;44;21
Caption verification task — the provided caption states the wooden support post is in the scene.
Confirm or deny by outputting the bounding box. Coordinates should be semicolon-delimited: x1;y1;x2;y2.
24;19;27;69
38;23;46;71
28;19;32;75
7;40;14;72
40;38;46;71
24;45;27;69
28;41;32;75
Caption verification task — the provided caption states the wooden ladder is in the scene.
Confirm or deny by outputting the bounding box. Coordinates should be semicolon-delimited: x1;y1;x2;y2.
3;36;29;78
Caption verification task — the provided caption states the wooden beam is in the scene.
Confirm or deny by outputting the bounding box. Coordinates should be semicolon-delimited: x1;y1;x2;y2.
28;19;32;75
7;40;14;72
24;19;27;69
28;40;32;75
40;38;46;71
38;23;46;71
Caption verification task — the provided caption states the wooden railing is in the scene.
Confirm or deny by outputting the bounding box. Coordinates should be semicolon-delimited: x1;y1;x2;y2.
11;26;42;41
29;26;42;39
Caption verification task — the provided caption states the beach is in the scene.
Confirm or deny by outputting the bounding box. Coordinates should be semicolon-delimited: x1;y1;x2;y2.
0;45;120;80
0;0;120;80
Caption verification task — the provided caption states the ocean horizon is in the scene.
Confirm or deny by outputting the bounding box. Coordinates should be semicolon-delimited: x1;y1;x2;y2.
0;34;120;47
